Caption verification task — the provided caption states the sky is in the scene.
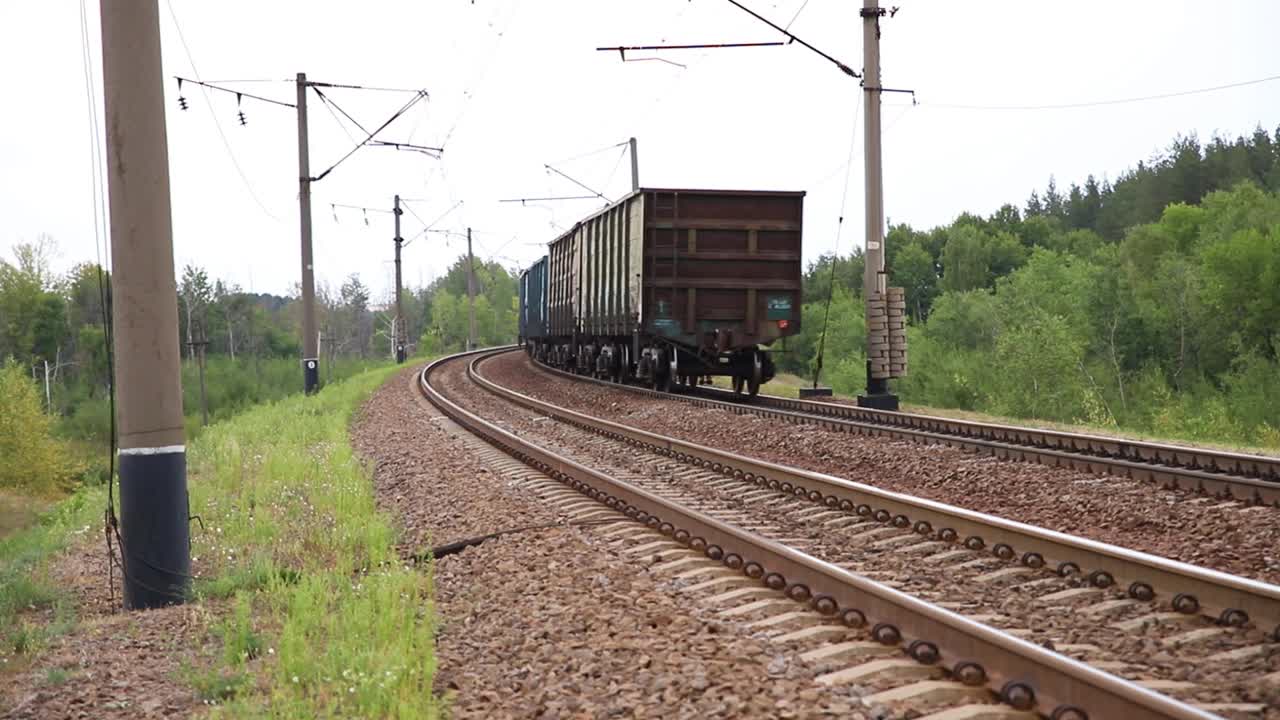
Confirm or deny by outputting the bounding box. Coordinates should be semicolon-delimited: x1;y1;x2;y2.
2;0;1278;302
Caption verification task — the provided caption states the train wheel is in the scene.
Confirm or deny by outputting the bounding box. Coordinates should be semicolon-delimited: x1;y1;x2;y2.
652;350;672;392
748;351;763;397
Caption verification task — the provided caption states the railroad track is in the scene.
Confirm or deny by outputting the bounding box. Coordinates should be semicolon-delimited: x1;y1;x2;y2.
529;354;1280;507
420;348;1278;719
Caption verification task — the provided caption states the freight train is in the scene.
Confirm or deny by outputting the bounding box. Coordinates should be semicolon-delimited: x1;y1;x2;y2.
518;188;803;396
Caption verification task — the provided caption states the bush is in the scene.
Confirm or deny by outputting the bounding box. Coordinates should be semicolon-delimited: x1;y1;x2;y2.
0;360;81;494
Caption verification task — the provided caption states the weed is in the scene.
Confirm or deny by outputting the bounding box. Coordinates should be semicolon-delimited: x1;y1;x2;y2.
42;667;70;685
220;592;262;666
8;622;35;655
185;663;249;703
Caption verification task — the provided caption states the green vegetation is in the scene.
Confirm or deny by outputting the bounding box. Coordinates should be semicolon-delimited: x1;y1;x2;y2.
417;255;518;354
184;366;438;717
0;232;516;535
783;125;1280;449
0;486;101;662
0;360;82;495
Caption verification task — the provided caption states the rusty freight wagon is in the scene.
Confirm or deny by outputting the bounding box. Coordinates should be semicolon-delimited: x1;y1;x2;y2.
529;187;803;395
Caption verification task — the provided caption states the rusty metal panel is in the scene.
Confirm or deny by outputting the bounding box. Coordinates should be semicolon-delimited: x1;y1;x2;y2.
548;188;800;349
640;188;803;351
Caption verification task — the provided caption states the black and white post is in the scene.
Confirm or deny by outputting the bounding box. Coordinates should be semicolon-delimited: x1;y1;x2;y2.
393;195;406;363
297;72;320;394
100;0;191;609
466;227;477;351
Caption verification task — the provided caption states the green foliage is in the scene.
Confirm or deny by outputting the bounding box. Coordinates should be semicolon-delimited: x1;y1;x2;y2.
418;256;519;353
220;591;263;666
186;367;439;717
0;485;99;660
0;360;81;494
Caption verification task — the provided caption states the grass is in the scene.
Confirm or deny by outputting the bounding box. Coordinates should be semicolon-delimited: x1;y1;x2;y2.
184;363;441;717
0;485;100;667
1;359;440;717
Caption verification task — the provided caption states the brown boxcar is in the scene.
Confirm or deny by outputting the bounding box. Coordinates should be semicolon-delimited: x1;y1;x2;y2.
536;187;803;394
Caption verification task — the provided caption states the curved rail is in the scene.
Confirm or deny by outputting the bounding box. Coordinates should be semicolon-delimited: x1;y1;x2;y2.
531;354;1280;506
484;349;1280;638
420;348;1219;720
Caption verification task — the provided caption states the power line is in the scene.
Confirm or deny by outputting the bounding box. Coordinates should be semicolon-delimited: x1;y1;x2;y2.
313;87;371;134
311;91;429;182
544;164;610;203
784;0;812;30
924;73;1280;111
722;0;860;78
548;140;628;166
172;75;297;108
499;195;599;203
814;87;862;389
310;81;427;94
597;42;785;60
165;2;285;222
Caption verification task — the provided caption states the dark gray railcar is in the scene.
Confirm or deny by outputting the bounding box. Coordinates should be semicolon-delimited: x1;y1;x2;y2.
519;256;548;344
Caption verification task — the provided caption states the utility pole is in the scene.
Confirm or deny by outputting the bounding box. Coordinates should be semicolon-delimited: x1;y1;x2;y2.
297;72;319;394
857;0;899;411
100;0;190;609
629;136;640;192
393;195;406;363
467;227;477;351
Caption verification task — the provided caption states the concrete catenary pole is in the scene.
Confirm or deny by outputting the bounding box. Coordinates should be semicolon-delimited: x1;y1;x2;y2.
859;0;897;409
297;72;319;394
467;227;477;351
629;136;639;192
100;0;190;609
393;194;406;363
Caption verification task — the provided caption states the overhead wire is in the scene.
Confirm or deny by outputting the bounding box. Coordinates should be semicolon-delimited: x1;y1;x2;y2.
81;0;127;605
813;88;862;389
164;0;285;222
923;73;1280;111
439;0;520;150
722;0;860;78
311;91;429;182
784;0;812;30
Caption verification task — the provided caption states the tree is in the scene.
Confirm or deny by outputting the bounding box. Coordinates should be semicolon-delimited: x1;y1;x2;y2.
939;226;990;293
0;359;80;494
992;311;1086;422
892;242;937;321
179;264;213;359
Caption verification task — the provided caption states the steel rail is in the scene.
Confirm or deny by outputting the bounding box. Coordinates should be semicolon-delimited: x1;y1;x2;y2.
531;357;1280;506
712;386;1280;482
488;350;1280;638
421;348;1217;720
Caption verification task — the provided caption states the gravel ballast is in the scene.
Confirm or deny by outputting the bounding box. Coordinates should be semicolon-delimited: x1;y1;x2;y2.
438;356;1279;711
486;351;1280;586
352;367;866;718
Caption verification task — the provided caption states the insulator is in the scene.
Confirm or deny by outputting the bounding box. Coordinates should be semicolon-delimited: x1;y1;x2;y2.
238;110;247;126
178;96;188;111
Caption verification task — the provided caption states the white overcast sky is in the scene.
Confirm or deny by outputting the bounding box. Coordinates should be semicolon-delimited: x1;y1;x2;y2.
2;1;1278;301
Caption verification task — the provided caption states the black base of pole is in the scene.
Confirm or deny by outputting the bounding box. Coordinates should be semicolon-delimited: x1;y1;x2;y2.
857;392;900;411
861;362;899;411
118;449;190;609
303;358;319;395
395;345;406;364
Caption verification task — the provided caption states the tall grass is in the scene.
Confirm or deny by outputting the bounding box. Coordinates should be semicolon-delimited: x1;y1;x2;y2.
187;366;439;717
